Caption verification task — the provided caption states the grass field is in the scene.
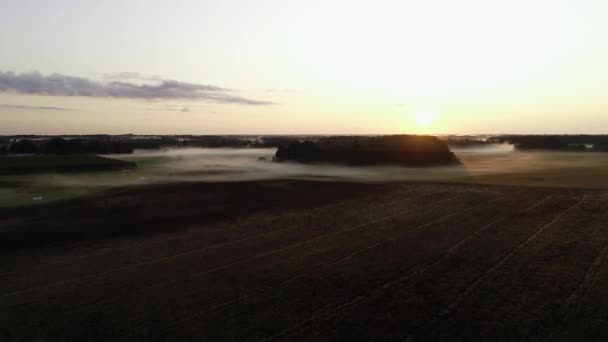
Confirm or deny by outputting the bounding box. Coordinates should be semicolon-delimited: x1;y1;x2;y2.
1;180;607;341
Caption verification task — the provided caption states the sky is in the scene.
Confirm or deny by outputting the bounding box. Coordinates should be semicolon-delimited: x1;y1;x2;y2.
1;0;607;135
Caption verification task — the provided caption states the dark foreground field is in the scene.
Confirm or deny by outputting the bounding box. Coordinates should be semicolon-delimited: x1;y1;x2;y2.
1;180;608;341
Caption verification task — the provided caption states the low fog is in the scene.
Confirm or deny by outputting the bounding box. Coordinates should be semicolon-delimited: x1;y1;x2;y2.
4;144;608;207
106;144;608;184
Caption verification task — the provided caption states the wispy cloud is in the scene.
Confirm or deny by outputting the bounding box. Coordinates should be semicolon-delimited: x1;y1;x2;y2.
0;104;73;111
147;104;201;112
103;72;162;82
265;88;296;93
0;71;275;105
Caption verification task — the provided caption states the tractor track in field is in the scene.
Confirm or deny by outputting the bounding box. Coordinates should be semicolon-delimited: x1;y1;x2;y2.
100;189;517;335
0;185;432;277
6;182;601;342
259;193;550;342
160;193;516;335
541;245;608;342
1;186;444;302
7;187;487;315
81;195;465;315
420;194;589;333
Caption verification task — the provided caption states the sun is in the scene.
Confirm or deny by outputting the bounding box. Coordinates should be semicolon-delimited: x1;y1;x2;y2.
414;111;434;126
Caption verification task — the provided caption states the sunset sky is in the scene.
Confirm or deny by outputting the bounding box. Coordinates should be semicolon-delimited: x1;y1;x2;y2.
1;0;607;135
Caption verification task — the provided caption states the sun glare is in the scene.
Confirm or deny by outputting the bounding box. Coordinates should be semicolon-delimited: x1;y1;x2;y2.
414;111;434;127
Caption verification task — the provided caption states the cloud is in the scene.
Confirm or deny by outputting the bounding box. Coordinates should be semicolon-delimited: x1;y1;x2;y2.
103;72;162;82
265;88;296;93
146;104;202;112
0;71;275;105
0;104;73;111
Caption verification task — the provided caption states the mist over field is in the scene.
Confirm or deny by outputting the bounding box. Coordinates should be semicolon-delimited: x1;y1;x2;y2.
113;144;608;184
3;143;608;207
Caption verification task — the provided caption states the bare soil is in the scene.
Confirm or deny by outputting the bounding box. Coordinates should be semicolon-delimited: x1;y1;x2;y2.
1;180;607;341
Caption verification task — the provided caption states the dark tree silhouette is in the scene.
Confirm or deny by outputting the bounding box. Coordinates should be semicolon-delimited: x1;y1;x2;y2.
274;135;459;166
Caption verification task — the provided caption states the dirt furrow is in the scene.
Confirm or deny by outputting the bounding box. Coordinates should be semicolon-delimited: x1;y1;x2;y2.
261;195;552;341
0;187;509;340
270;193;576;341
154;191;541;341
0;185;447;301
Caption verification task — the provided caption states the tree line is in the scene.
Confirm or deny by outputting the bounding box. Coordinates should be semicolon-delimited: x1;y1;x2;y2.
0;135;303;155
490;135;608;151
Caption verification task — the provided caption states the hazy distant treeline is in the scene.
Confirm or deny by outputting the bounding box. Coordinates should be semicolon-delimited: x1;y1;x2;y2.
123;136;300;149
492;135;608;151
444;138;492;148
4;134;606;156
1;138;134;155
0;135;303;155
